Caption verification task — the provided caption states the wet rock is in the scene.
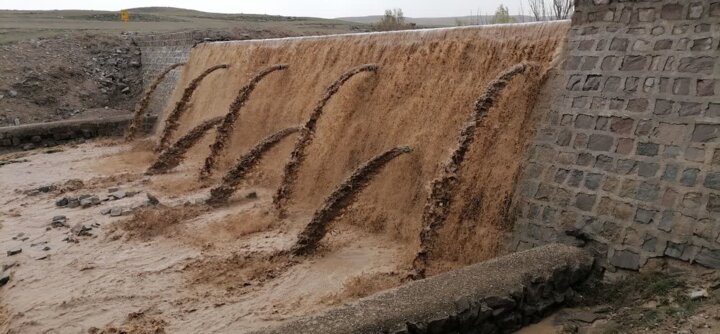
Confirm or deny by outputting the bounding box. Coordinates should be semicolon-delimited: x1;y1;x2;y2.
109;191;126;200
51;215;69;228
2;262;17;271
0;272;9;287
146;193;160;206
67;198;81;208
109;207;124;217
71;223;92;236
7;248;22;256
81;196;101;208
56;197;69;207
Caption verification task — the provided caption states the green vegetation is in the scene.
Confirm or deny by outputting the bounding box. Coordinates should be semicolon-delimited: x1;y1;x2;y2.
373;8;415;31
493;5;514;24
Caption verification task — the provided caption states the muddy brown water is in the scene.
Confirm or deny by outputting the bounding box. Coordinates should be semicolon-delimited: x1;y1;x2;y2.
161;22;568;274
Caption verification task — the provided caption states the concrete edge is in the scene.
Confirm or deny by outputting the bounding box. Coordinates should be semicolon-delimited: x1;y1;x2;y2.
0;114;157;153
252;244;595;334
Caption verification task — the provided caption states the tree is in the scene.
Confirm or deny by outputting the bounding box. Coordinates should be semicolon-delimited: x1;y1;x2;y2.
527;0;547;21
493;5;513;24
551;0;574;20
527;0;574;21
374;8;413;31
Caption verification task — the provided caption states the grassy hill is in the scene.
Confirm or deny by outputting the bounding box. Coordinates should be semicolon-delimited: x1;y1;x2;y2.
0;7;367;43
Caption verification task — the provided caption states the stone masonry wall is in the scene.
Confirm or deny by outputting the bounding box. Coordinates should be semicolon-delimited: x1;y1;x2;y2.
133;31;229;117
511;0;720;271
0;114;156;153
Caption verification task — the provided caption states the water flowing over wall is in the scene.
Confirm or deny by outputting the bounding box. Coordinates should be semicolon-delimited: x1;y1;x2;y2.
511;0;720;271
162;23;568;268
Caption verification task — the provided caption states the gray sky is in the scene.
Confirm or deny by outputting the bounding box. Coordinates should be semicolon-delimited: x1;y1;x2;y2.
0;0;526;18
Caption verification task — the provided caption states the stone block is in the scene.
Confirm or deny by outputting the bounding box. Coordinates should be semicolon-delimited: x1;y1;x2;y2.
574;114;594;129
616;138;634;155
609;38;628;51
696;248;720;268
575;193;597;212
588;134;613;151
678;57;716;74
692;124;720;142
697;79;715;97
707;193;720;213
673;78;691;95
707;103;720;118
616;159;638;175
678;102;702;116
704;172;720;190
585;173;602;191
637;142;659;156
711;3;720;17
662;164;679;182
610;249;641;270
583;75;602;91
691;38;713;51
680;168;700;187
684;146;704;163
689;3;704;19
635;208;657;225
652;123;686;145
637;182;660;202
659;211;676;232
610;117;634;134
638;162;660;177
654;39;673;50
682;192;703;209
620;56;647;71
661;4;685;20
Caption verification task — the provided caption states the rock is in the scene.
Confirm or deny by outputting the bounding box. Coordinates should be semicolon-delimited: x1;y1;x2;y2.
8;90;17;97
689;289;709;300
0;272;9;287
146;193;160;206
71;223;92;236
55;197;69;207
42;246;50;251
13;118;20;126
2;262;17;271
7;248;22;256
108;187;119;193
246;192;258;199
109;191;126;200
67;198;81;208
110;207;124;217
51;215;69;228
100;208;111;215
81;196;101;208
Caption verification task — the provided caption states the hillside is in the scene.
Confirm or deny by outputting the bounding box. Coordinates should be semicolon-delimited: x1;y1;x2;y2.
337;15;537;27
0;7;367;43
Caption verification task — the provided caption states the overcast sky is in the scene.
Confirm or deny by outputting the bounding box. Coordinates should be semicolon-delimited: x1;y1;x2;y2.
0;0;527;18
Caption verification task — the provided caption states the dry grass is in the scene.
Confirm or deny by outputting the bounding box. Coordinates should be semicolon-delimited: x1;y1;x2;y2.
321;272;401;306
115;205;206;240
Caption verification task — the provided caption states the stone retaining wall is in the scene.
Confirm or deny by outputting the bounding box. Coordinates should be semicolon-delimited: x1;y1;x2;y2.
252;244;594;334
132;31;230;116
0;114;156;153
511;0;720;270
